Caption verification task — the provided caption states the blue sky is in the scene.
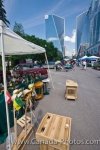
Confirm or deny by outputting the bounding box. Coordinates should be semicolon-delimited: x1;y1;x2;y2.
4;0;91;56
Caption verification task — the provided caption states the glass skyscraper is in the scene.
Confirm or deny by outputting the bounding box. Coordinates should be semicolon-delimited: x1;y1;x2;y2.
45;15;65;54
76;0;100;57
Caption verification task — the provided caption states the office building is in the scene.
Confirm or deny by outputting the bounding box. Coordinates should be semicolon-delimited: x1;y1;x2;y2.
76;0;100;57
45;14;65;55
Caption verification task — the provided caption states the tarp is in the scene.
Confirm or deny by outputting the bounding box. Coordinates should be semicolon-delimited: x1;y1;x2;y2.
0;93;14;144
0;20;45;55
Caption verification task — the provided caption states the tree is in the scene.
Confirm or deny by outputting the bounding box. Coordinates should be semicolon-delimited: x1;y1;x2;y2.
11;23;63;66
0;0;10;26
13;22;25;36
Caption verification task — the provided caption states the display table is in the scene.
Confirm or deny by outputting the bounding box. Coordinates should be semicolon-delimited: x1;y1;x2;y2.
36;113;72;150
65;80;78;100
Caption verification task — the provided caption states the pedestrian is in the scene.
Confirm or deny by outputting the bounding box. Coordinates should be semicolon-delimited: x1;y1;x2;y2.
55;64;58;71
83;60;87;70
72;60;76;70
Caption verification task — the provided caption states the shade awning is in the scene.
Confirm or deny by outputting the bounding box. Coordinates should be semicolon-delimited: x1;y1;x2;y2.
0;20;45;55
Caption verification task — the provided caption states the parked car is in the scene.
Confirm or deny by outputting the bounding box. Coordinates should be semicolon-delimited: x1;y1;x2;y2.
92;58;100;70
12;63;48;79
43;61;55;69
64;63;73;70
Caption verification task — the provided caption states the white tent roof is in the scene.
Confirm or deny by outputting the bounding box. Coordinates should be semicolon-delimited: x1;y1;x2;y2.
0;20;45;55
64;58;70;61
89;56;99;59
79;55;88;60
81;55;88;59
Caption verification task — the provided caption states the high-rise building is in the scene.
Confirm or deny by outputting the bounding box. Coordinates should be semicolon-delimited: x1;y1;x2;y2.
45;15;65;55
76;12;89;53
76;0;100;57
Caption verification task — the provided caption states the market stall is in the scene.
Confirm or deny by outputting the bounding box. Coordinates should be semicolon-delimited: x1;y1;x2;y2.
0;20;53;149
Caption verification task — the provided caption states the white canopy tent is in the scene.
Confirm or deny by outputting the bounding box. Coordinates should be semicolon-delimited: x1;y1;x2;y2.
0;20;53;149
80;55;88;60
64;58;70;62
0;21;45;55
89;56;99;59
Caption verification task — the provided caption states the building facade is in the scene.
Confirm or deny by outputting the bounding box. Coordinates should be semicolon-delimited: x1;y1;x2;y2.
76;0;100;57
45;15;65;55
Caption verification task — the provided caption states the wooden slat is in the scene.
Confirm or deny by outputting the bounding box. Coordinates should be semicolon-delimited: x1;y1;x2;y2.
17;115;31;128
49;116;60;138
21;115;31;120
67;95;77;100
54;117;63;140
50;117;60;140
17;121;24;128
37;114;52;134
45;115;56;137
43;115;54;136
26;116;31;120
67;118;72;141
58;117;67;141
66;80;78;87
40;145;57;150
19;119;25;124
40;145;47;150
48;146;57;150
64;119;70;140
12;124;33;150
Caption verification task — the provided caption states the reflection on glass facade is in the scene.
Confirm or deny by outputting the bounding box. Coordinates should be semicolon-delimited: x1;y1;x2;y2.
76;12;89;52
76;0;100;57
45;15;65;53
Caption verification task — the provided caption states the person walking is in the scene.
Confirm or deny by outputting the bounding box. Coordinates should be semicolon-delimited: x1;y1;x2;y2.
83;60;87;70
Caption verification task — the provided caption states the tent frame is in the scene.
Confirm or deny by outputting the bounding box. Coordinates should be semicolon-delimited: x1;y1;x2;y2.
1;21;11;149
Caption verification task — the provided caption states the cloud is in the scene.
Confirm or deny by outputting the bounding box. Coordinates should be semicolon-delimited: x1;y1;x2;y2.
65;48;76;57
48;37;58;41
65;50;73;57
64;29;76;43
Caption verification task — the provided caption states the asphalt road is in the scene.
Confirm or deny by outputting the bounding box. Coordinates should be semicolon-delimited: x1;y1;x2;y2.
1;67;100;150
33;67;100;150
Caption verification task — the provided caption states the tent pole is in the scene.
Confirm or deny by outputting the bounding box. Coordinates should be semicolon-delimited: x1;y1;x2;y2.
1;22;11;149
44;52;54;89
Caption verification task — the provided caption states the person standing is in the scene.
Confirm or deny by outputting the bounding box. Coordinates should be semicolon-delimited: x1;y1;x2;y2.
83;60;87;70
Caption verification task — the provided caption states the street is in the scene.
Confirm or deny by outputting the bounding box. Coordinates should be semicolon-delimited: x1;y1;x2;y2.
34;67;100;150
1;67;100;150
